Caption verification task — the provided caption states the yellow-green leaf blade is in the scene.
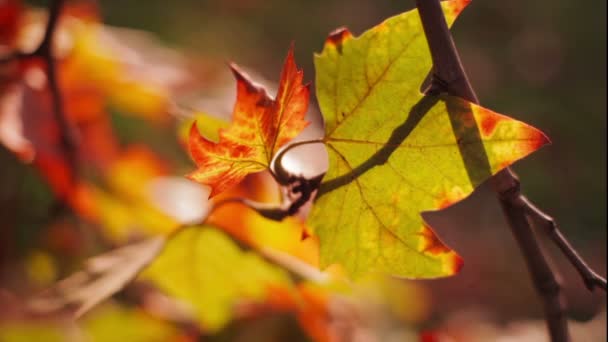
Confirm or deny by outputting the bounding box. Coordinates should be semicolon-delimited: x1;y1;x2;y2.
310;1;549;279
141;226;293;332
315;0;465;137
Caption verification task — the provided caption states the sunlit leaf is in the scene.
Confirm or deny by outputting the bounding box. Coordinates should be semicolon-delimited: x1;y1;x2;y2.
0;322;65;342
141;226;293;332
309;0;549;278
187;46;310;197
0;302;180;342
81;303;180;342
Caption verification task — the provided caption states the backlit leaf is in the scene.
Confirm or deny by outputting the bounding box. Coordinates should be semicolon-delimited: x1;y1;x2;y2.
187;46;310;197
309;0;549;278
141;226;293;332
1;302;180;342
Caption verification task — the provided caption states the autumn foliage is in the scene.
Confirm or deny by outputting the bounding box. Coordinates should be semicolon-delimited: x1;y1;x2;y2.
0;0;604;341
187;47;310;197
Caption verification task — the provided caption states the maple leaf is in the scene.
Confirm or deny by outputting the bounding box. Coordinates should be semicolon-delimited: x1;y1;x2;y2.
187;46;310;197
309;0;549;279
180;114;321;264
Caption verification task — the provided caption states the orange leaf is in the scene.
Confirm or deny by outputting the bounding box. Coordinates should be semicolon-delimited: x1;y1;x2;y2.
187;46;310;197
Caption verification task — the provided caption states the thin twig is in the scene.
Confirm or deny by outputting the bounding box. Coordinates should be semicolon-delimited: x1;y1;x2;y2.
415;1;576;341
272;138;325;185
523;196;607;291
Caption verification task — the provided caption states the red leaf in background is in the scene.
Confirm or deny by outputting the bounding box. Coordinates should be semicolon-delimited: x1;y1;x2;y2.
0;0;21;45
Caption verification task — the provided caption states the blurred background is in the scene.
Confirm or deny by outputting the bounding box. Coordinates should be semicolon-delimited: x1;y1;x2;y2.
0;0;605;341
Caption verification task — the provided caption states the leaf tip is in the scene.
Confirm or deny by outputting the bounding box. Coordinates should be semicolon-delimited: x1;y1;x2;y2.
324;27;352;53
229;63;262;95
517;122;551;158
188;120;199;136
208;187;221;199
286;40;296;59
446;0;471;16
280;42;304;86
447;253;464;275
534;129;551;149
229;62;247;83
187;121;199;154
417;224;463;275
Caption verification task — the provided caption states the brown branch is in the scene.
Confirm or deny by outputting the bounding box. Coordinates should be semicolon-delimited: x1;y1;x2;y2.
0;0;79;182
38;0;79;180
211;173;323;222
413;1;593;341
493;175;570;342
523;196;607;291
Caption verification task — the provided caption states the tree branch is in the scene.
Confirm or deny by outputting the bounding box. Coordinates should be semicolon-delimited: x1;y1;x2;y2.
0;0;79;183
45;0;79;171
523;197;607;291
38;0;79;180
412;1;605;341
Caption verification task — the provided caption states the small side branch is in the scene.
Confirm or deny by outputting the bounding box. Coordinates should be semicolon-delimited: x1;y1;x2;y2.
523;197;607;291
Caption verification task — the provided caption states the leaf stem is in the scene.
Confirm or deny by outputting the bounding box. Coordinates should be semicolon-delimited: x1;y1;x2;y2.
272;138;326;185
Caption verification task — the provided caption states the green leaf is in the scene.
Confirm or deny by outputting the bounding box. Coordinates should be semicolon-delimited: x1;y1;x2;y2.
0;303;178;342
82;303;179;342
309;0;549;278
0;323;65;342
141;226;294;332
